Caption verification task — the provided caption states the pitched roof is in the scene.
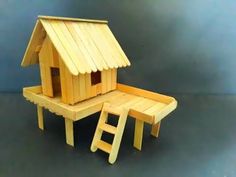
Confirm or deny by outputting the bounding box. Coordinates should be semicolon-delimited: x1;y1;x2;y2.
21;16;131;75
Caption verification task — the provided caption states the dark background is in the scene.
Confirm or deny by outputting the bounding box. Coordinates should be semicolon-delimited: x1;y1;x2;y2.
1;0;236;94
1;1;236;177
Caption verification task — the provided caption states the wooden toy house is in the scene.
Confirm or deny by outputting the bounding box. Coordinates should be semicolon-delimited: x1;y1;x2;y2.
21;16;177;164
22;16;130;105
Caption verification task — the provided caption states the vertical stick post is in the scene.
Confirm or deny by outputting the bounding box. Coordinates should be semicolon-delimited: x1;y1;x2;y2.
151;121;161;137
37;105;44;130
133;119;144;150
65;118;74;146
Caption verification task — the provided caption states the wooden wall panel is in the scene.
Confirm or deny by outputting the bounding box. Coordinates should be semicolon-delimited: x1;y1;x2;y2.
44;66;53;96
101;69;117;94
72;75;80;103
39;37;53;97
78;74;86;101
106;69;112;91
39;63;47;95
59;58;68;103
51;41;59;67
111;69;117;90
59;58;74;104
38;35;61;98
101;70;107;94
85;73;92;98
39;37;118;104
72;73;97;104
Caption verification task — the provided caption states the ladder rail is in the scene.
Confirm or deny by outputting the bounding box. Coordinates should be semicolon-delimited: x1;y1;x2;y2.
90;103;109;152
109;108;128;164
90;102;129;164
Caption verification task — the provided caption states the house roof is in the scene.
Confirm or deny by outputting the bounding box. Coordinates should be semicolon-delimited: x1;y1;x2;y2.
21;16;131;75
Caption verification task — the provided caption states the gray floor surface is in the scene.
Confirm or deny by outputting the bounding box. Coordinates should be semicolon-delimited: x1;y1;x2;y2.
0;93;236;177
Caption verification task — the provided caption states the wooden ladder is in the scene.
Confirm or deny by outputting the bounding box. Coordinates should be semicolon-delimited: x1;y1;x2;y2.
90;103;129;164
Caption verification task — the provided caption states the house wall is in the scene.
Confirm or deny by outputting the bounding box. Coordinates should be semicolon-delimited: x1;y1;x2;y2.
39;36;117;105
38;35;59;97
101;69;117;94
59;57;117;105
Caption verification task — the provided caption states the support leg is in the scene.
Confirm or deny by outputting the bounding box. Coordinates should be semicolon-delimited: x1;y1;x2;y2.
133;119;144;150
65;118;74;147
37;105;44;130
151;121;161;138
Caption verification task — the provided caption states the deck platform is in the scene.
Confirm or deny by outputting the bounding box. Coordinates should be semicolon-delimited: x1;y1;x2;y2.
23;83;177;149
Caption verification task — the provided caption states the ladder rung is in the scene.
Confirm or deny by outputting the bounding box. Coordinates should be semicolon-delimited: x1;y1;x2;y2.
99;123;117;134
96;140;112;154
103;106;123;115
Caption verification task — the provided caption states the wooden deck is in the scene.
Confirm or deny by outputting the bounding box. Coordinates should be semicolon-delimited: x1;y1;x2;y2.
23;83;177;149
23;83;177;124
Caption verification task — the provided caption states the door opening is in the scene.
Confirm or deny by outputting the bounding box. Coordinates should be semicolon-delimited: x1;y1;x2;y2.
51;67;61;97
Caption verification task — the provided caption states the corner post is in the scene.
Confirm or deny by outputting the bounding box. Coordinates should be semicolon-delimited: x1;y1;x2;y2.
133;119;144;150
65;118;74;146
151;121;161;137
37;105;44;130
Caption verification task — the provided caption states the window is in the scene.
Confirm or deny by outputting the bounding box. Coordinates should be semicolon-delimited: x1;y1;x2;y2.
91;71;101;85
51;67;60;77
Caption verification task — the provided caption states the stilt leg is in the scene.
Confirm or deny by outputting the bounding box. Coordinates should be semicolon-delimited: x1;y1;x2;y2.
133;119;144;150
37;105;44;130
65;118;74;147
151;121;161;138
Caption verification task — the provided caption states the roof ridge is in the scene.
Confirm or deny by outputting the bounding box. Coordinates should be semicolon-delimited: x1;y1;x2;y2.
38;15;108;24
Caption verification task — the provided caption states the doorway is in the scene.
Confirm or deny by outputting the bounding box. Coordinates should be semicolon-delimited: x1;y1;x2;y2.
91;71;102;95
51;67;61;97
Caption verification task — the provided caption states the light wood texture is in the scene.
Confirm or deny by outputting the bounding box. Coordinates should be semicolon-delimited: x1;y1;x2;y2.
65;118;74;146
59;58;74;104
66;71;104;104
100;24;131;66
41;19;130;74
85;73;92;98
23;84;177;123
71;22;108;71
106;69;112;91
38;63;53;97
39;35;59;67
65;22;98;73
151;121;161;138
97;25;123;67
109;107;128;164
90;103;128;164
39;36;56;97
117;83;177;124
23;84;177;152
83;23;115;69
37;105;44;130
111;69;117;90
21;15;178;159
101;70;107;93
39;62;47;95
101;69;116;94
117;83;174;104
22;16;131;75
99;123;117;134
95;140;112;153
21;20;46;66
40;19;79;75
90;103;109;152
78;74;86;100
134;119;144;150
38;15;108;24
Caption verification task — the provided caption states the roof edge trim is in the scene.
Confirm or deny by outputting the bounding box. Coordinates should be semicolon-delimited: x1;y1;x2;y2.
38;15;108;24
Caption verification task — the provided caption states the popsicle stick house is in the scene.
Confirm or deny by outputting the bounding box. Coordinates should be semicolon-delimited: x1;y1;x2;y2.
21;16;177;164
